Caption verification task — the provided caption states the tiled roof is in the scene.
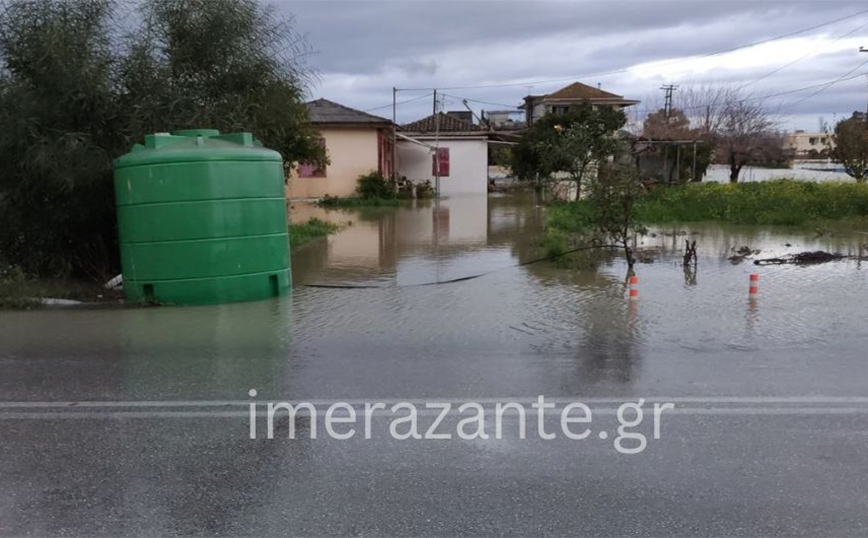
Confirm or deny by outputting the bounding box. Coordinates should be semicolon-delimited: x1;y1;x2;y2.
306;98;392;125
546;82;625;100
401;112;479;133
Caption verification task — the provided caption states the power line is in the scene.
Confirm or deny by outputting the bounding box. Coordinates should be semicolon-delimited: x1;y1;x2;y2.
736;17;868;92
632;63;868;121
397;6;868;92
364;92;432;112
441;94;520;110
779;58;868;112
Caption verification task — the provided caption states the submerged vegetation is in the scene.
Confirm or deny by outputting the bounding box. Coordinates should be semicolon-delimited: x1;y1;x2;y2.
544;179;868;258
288;218;341;248
0;267;120;310
315;172;435;208
316;172;402;208
318;195;401;208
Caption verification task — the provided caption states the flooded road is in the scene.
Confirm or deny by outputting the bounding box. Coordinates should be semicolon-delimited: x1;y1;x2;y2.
2;194;868;535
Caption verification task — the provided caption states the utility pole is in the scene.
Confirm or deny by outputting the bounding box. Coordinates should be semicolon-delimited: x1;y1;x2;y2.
433;92;441;196
661;84;678;118
861;48;868;122
392;87;397;185
660;84;678;183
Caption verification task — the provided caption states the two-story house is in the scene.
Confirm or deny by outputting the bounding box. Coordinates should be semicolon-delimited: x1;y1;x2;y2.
520;81;639;127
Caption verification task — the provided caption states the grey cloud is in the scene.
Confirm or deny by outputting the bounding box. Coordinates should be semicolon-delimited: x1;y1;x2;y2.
392;59;440;77
281;0;868;129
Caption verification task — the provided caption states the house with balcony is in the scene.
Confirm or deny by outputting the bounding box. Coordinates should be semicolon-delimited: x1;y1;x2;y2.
520;82;639;127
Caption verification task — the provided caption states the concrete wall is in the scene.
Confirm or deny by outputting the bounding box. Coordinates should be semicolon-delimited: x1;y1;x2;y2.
396;138;488;195
288;126;380;199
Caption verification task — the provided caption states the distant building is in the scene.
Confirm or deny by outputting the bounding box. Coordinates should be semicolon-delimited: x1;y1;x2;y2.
397;113;489;195
483;110;525;129
445;110;474;123
784;131;834;157
288;98;394;199
520;81;639;127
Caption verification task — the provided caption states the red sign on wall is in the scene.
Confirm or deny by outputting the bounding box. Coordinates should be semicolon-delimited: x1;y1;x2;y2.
432;147;450;177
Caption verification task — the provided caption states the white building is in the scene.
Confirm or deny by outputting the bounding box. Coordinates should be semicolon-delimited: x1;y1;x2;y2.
784;131;835;157
396;113;490;195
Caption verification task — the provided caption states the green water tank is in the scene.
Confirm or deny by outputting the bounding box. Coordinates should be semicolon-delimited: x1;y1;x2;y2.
114;129;290;305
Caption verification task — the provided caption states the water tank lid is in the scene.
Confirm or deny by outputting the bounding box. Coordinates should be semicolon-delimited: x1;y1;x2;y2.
114;130;282;169
173;129;221;138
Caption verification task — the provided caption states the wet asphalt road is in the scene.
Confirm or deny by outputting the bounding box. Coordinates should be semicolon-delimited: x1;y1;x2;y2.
2;403;868;536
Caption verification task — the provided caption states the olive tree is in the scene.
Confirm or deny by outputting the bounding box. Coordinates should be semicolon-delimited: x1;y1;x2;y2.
0;0;323;278
584;163;647;269
511;104;626;200
831;112;868;182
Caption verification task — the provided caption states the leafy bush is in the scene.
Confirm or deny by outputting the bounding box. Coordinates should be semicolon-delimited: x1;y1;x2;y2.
355;172;395;199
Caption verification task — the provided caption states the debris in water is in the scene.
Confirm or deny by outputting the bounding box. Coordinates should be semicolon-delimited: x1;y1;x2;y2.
754;251;848;266
728;245;760;264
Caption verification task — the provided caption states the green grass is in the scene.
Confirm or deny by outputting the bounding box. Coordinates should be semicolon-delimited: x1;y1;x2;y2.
0;268;119;309
289;217;341;248
635;180;868;226
316;194;401;208
543;179;868;259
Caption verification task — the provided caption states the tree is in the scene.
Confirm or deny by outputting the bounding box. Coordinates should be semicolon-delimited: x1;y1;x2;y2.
641;108;713;183
716;99;780;182
643;108;691;140
511;104;626;200
831;112;868;182
122;0;325;166
676;84;779;182
0;0;124;277
0;0;323;278
585;163;647;269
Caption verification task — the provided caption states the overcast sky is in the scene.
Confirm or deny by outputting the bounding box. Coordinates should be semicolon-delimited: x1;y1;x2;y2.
281;0;868;131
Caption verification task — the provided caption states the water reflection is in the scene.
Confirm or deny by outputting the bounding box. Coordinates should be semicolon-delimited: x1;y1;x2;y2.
0;298;293;400
5;193;868;402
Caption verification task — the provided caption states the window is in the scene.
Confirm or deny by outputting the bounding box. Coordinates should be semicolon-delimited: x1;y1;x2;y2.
298;138;326;178
809;137;818;145
432;147;450;177
551;106;570;115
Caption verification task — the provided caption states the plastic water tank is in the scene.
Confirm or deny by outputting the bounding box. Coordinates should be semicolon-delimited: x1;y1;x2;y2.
114;129;290;305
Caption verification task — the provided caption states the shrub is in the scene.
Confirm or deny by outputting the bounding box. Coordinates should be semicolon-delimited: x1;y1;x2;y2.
317;194;399;208
356;172;395;199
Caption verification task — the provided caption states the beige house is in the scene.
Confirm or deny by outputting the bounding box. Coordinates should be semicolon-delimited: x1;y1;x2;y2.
520;81;639;127
288;99;394;199
783;131;835;157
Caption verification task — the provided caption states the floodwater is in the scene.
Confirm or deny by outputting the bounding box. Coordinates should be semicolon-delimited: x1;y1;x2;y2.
705;161;853;182
3;194;868;535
